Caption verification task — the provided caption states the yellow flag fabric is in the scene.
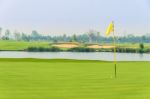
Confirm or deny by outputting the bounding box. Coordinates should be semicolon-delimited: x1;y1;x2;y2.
105;22;114;36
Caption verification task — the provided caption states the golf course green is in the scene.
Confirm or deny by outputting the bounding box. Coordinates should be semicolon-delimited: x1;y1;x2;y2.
0;58;150;99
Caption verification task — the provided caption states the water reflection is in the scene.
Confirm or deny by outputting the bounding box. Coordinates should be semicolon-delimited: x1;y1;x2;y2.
0;51;149;61
139;53;144;59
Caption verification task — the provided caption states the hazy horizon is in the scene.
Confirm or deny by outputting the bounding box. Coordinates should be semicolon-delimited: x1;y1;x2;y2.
0;0;150;36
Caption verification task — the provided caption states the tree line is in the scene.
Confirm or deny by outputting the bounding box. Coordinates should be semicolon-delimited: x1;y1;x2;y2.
0;28;150;43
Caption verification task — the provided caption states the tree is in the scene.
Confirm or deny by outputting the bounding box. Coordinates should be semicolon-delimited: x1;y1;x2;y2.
139;43;144;49
139;43;144;53
96;32;100;43
3;29;11;40
53;39;58;43
21;33;29;41
14;31;21;41
0;27;2;39
88;30;98;43
72;34;77;42
63;34;67;42
31;30;41;41
141;36;146;42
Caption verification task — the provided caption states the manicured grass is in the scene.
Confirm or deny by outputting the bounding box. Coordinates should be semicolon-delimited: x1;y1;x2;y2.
0;40;50;50
117;43;150;48
0;59;150;99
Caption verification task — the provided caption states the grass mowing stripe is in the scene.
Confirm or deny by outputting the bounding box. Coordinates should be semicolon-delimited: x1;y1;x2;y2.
0;59;150;99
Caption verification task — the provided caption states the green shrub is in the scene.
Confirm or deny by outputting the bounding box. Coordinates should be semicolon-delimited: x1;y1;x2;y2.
114;48;138;53
139;43;144;49
26;47;62;52
68;47;95;52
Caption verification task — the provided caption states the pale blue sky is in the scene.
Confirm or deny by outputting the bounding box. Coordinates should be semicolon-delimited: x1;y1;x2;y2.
0;0;150;35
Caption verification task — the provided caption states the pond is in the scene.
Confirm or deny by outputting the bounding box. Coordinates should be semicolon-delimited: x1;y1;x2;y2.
0;51;149;61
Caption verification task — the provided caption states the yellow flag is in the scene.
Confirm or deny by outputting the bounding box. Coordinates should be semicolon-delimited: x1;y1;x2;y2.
105;22;114;36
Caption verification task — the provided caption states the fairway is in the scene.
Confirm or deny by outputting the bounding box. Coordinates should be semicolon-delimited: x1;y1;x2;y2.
0;59;150;99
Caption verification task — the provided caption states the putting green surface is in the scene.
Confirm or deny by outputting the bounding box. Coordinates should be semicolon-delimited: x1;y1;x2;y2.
0;59;150;99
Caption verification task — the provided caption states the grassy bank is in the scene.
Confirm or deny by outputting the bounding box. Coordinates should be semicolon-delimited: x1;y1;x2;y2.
0;40;50;50
0;40;150;53
0;58;150;99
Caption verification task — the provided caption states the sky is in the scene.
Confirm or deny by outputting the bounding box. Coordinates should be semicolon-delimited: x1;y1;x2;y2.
0;0;150;36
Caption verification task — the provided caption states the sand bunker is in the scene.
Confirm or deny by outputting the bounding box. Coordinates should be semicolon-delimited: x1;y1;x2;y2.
87;45;115;49
52;43;79;48
52;43;115;49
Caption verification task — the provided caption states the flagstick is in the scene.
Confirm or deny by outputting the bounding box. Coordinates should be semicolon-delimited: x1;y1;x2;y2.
112;21;117;78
